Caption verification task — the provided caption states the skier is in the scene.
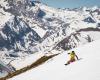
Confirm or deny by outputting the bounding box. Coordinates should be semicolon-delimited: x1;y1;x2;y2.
65;51;79;65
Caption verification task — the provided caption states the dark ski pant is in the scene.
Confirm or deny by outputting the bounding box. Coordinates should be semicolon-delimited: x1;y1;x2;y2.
67;59;75;64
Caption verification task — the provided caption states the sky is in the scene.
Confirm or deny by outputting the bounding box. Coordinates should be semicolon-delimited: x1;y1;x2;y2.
41;0;100;9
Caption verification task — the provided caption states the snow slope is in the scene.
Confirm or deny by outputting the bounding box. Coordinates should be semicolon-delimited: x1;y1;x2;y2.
10;52;44;70
8;39;100;80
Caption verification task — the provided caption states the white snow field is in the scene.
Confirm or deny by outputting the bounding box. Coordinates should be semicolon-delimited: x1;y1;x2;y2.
8;39;100;80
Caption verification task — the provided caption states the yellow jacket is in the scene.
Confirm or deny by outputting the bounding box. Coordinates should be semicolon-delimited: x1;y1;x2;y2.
70;52;75;60
69;52;78;60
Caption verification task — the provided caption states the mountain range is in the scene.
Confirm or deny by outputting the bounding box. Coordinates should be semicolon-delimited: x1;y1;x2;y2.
0;0;100;78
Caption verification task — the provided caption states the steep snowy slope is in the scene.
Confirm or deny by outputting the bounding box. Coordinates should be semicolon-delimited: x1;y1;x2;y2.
0;0;100;78
8;39;100;80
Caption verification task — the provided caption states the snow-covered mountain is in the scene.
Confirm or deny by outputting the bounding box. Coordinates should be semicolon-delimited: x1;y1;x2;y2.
0;0;100;78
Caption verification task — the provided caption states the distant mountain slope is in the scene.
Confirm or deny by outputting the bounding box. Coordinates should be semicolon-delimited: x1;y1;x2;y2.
0;0;100;52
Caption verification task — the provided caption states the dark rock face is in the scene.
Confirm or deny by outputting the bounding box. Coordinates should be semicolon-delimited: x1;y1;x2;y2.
56;29;95;50
83;17;95;23
38;9;46;18
3;0;39;17
0;0;44;52
0;16;41;51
